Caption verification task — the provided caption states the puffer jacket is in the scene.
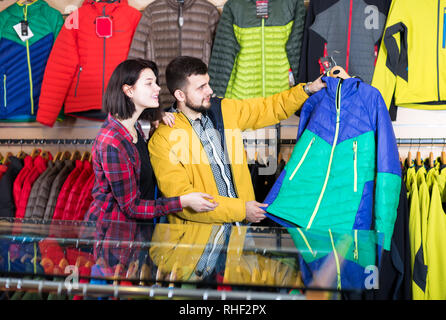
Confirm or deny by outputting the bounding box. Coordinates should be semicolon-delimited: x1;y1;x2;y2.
297;0;391;84
128;0;220;108
208;0;306;99
0;0;63;121
264;76;401;251
36;0;141;127
372;0;446;120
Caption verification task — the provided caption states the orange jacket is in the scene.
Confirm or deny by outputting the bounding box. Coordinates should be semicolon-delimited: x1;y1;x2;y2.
37;0;141;126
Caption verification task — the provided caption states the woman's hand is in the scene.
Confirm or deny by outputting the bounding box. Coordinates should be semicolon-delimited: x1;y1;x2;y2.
180;192;219;212
161;112;175;128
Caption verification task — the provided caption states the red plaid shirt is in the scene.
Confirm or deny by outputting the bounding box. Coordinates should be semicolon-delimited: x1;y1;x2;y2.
83;114;182;267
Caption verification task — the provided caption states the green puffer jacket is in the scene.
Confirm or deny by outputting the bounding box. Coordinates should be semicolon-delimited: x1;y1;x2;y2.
208;0;305;99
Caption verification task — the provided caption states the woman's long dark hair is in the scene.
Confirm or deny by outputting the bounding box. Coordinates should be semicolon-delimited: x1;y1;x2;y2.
103;59;162;122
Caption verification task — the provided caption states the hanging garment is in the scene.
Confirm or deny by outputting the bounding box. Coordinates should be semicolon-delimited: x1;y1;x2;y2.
0;0;63;121
264;76;401;251
0;157;23;218
12;155;33;210
30;159;65;220
425;167;446;299
24;160;55;219
73;173;95;221
15;154;51;219
208;0;306;99
36;0;142;127
297;0;391;84
43;159;75;221
128;0;220;108
372;0;446;120
52;160;84;220
62;160;93;221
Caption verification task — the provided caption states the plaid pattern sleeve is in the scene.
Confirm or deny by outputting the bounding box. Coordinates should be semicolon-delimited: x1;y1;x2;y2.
101;144;182;220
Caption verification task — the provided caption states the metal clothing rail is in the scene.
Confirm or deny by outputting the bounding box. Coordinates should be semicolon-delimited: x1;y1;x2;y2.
396;138;446;145
0;277;305;300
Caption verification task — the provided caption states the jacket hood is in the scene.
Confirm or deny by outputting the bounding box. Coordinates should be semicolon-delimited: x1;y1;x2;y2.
10;0;46;16
322;76;362;100
83;0;128;8
165;0;197;10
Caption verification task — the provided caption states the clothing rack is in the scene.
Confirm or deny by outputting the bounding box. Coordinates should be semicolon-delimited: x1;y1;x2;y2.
0;276;305;300
0;139;94;146
396;138;446;145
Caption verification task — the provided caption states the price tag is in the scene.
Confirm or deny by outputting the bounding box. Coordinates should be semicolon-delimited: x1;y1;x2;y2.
13;21;34;42
256;0;268;19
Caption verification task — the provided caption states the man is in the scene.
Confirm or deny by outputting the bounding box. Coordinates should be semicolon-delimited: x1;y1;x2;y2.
148;56;325;284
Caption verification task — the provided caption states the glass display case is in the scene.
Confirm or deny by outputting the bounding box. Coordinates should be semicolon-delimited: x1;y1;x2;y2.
0;218;384;300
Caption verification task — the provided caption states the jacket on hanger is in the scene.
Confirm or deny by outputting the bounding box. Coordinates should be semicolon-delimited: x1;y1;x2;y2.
264;76;401;251
30;159;65;220
43;159;75;221
36;0;141;127
0;157;23;218
24;160;55;219
208;0;306;99
297;0;391;84
0;0;63;121
372;0;446;120
128;0;220;108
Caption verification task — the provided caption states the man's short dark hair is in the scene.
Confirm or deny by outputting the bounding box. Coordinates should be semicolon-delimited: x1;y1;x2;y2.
103;58;161;121
165;56;208;95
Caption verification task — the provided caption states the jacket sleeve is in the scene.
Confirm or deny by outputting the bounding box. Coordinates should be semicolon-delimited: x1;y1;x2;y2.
148;131;246;224
371;0;404;109
286;0;306;83
36;11;79;127
373;90;402;251
208;1;239;98
127;8;151;60
100;144;182;220
222;83;308;131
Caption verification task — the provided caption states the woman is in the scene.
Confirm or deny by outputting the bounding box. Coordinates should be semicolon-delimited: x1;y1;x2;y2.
84;59;218;268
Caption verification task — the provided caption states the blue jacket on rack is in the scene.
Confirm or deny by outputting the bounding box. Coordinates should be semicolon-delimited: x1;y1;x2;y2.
265;76;401;251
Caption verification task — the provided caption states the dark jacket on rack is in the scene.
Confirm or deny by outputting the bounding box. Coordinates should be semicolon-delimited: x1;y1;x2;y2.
25;160;54;219
297;0;391;84
127;0;220;108
208;0;306;99
30;160;65;220
43;160;75;221
0;157;23;218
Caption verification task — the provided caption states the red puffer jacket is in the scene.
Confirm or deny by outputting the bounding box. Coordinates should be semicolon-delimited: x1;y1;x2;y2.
37;0;141;127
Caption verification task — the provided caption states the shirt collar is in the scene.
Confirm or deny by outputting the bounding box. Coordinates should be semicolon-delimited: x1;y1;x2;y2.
107;114;145;143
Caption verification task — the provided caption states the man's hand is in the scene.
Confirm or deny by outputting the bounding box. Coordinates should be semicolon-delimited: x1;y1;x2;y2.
245;201;268;223
307;75;327;94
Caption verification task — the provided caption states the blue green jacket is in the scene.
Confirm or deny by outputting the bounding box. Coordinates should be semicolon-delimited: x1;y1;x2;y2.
0;0;63;121
265;76;401;251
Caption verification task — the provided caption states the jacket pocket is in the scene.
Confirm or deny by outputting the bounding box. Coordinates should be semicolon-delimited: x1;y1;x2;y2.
353;140;358;192
289;137;315;181
74;66;83;97
2;73;6;108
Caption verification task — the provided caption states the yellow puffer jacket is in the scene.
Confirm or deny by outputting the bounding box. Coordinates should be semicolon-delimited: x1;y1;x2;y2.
148;84;308;281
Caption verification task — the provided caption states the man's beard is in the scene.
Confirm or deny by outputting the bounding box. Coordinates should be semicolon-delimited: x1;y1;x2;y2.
185;99;211;114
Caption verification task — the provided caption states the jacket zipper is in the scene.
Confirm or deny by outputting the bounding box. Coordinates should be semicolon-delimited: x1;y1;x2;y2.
3;74;6;108
261;18;266;97
443;7;446;49
23;4;34;114
178;1;184;55
345;0;354;73
306;79;343;230
289;137;315;181
353;140;358;192
102;6;107;97
74;66;82;97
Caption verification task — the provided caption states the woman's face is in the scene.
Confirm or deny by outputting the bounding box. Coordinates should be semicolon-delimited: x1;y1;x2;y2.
127;68;161;110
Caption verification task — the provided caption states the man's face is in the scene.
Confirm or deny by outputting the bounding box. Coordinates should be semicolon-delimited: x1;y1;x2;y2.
183;73;214;113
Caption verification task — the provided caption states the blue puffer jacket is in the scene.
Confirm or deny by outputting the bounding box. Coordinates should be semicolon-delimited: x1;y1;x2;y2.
265;76;401;251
